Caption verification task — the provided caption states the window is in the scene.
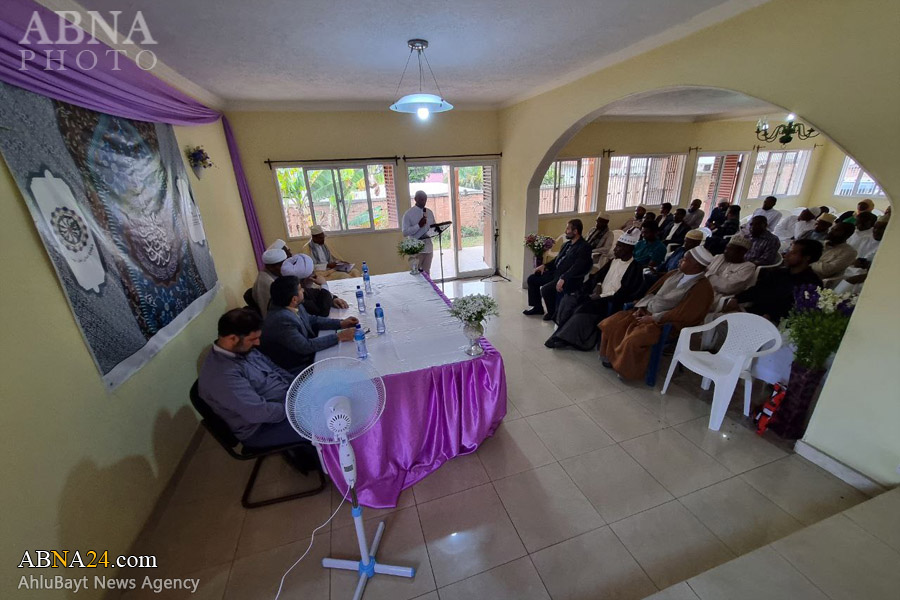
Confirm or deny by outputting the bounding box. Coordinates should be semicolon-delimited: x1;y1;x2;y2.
275;164;398;237
746;150;810;199
605;154;686;211
538;157;598;215
834;157;885;197
690;153;746;214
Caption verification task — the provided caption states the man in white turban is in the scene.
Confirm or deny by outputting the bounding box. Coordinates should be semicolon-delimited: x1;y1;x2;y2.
281;253;349;316
252;248;287;316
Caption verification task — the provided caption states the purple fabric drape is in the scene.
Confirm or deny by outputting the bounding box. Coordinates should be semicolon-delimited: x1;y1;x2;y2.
0;0;265;268
322;274;508;507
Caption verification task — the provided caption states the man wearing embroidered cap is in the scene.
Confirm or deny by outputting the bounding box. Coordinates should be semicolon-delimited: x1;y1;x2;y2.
252;247;287;316
585;211;614;269
545;229;645;350
306;225;362;280
599;245;714;380
705;235;757;305
798;212;835;242
837;198;875;225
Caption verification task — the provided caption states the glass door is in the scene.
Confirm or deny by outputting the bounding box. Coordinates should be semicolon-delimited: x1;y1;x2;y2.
407;162;497;281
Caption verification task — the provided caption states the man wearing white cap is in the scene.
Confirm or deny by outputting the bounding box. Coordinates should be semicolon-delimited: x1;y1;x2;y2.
600;246;714;380
798;212;835;242
546;230;644;350
281;254;349;316
306;225;362;280
267;238;293;258
585;212;614;269
705;235;757;307
252;247;288;317
401;190;437;273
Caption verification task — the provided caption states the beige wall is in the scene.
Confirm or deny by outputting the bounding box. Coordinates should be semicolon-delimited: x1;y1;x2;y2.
225;110;500;274
803;141;892;214
0;121;256;596
498;0;899;485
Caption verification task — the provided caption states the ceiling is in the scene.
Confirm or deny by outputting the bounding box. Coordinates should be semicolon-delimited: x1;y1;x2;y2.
594;88;781;122
76;0;770;109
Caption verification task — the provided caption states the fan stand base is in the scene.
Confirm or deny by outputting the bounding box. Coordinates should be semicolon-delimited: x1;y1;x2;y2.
322;506;415;600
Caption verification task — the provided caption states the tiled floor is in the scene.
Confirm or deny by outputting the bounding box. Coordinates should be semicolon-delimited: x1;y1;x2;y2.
118;279;890;600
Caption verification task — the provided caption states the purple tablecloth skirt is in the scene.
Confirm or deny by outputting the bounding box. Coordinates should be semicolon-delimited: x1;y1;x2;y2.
321;275;507;508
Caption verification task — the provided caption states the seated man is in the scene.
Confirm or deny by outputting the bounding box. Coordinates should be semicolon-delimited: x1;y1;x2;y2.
656;202;674;231
524;219;593;320
660;208;691;247
198;308;315;452
545;231;644;350
727;239;823;323
811;221;858;279
837;198;875;225
621;205;647;233
705;200;730;230
307;225;362;280
252;248;287;316
704;235;757;307
798;212;835;242
835;215;887;293
704;205;742;254
640;229;704;296
751;195;783;231
633;221;666;268
599;247;714;380
281;254;349;317
683;198;706;229
744;215;781;266
584;211;614;270
846;211;879;259
260;276;358;373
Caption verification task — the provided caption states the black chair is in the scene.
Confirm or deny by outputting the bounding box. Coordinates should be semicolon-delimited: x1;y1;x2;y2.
243;288;261;315
189;381;326;508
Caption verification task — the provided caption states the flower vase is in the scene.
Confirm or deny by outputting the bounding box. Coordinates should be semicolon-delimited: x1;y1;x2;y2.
408;255;419;275
533;253;544;269
463;321;484;356
770;362;827;439
191;164;204;180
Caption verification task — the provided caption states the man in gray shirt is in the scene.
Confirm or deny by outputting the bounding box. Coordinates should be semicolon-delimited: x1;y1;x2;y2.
198;308;308;449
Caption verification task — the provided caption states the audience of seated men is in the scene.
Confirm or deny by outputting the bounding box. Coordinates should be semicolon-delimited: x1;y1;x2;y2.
253;247;287;316
523;219;593;320
621;205;647;233
704;205;742;254
811;222;857;279
545;231;644;350
744;215;781;266
197;308;319;456
837;198;875;225
307;224;363;280
281;253;349;317
655;202;674;231
260;276;358;374
584;211;614;269
599;246;714;380
641;229;704;294
704;235;757;307
798;212;836;242
835;215;888;294
751;195;783;231
775;207;821;242
683;198;706;229
705;200;730;230
726;239;823;323
846;211;879;258
633;221;666;269
661;208;691;247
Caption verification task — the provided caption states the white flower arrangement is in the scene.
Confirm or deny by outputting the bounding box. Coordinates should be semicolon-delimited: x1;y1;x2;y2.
398;237;426;256
448;293;500;325
814;287;856;314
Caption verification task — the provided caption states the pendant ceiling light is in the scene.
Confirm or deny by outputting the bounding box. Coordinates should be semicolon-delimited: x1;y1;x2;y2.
755;113;819;146
390;39;453;120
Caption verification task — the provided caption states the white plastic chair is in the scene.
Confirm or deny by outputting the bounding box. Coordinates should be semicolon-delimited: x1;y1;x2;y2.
661;313;782;431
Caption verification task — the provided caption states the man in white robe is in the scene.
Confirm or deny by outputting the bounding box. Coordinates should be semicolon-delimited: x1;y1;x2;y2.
401;190;437;273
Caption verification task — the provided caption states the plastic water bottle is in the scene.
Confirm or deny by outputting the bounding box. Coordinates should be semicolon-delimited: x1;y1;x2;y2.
354;324;368;359
355;285;366;312
362;262;372;294
374;303;386;334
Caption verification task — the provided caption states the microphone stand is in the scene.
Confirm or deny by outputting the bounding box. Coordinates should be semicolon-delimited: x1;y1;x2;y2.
430;221;452;294
481;227;511;282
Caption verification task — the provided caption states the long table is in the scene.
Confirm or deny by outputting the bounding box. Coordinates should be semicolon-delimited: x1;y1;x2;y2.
315;272;507;507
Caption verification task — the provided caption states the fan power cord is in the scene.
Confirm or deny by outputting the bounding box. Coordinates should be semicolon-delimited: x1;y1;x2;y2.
273;488;350;600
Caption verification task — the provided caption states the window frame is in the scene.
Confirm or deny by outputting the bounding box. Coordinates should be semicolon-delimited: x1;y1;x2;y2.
833;156;885;197
603;152;687;212
538;156;599;217
746;149;811;200
272;161;400;240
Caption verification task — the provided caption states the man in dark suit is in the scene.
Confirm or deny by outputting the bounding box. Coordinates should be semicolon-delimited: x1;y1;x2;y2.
523;218;593;321
660;208;691;247
260;276;358;373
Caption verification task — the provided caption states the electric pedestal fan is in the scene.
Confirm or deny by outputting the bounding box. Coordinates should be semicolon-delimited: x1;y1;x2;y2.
285;357;415;600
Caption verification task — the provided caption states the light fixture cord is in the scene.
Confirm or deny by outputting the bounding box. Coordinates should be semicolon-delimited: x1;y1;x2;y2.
394;48;415;98
421;50;445;100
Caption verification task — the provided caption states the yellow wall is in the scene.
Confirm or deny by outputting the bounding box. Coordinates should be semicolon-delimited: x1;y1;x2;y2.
498;0;899;485
225;110;500;274
0;121;256;596
803;141;892;214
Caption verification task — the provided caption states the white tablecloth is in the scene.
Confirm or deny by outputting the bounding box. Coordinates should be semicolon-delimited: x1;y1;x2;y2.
316;272;477;375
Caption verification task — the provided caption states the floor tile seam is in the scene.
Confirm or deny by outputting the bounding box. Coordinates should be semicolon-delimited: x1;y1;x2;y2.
736;457;820;524
572;404;668;443
433;552;530;592
410;502;440;598
488;479;531;557
673;490;772;558
762;541;841;600
524;553;555;599
665;423;741;476
604;522;665;593
524;404;618;450
616;428;706;498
